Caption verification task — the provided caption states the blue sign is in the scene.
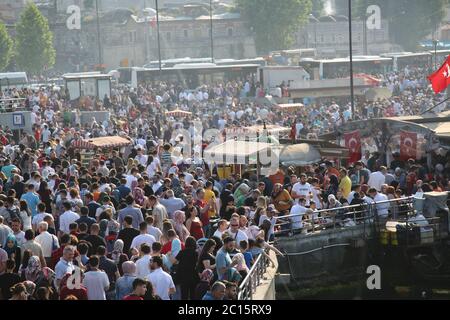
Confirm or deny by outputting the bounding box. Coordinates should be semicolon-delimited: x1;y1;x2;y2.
12;113;25;127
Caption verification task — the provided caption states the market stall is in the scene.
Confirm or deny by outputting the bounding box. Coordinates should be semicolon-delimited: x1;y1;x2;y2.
165;109;192;118
276;103;304;113
71;135;132;166
204;140;274;178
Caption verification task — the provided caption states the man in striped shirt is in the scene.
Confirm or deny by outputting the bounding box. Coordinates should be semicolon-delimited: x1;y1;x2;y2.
160;143;173;176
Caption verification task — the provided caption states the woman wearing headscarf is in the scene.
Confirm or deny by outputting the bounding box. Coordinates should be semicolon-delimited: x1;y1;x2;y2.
231;252;249;282
173;210;190;243
24;256;56;297
325;194;345;224
115;261;137;300
111;239;125;263
132;187;146;207
234;183;251;208
4;234;21;271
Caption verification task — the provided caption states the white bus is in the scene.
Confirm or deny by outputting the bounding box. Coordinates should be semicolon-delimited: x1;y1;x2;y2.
0;72;28;89
299;56;392;80
380;52;432;72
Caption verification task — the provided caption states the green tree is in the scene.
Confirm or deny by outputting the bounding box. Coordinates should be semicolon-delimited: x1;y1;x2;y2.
0;22;13;71
236;0;313;54
15;2;56;75
354;0;448;51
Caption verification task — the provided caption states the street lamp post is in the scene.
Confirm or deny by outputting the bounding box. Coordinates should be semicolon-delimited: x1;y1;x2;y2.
433;39;439;70
95;0;102;69
348;0;355;117
210;0;214;63
156;0;162;71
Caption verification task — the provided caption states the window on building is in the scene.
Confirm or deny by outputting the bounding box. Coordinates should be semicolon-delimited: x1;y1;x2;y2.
166;32;171;40
227;28;233;37
320;35;324;43
184;29;188;38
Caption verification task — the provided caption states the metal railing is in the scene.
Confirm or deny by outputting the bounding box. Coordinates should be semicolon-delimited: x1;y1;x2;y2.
237;250;270;300
273;196;438;238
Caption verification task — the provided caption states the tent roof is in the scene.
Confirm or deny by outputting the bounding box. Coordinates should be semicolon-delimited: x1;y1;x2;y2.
277;143;322;166
204;140;273;165
71;136;132;149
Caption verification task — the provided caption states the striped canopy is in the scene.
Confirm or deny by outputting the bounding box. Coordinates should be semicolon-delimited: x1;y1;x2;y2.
165;109;192;117
71;136;132;149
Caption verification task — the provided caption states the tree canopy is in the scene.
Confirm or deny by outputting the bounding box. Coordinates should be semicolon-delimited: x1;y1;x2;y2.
0;22;13;71
236;0;313;54
15;2;56;75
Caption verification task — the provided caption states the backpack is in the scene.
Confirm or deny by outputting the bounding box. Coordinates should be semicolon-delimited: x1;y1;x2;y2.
8;207;22;225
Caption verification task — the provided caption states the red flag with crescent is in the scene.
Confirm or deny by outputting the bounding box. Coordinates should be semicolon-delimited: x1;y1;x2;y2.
400;131;417;161
344;130;361;164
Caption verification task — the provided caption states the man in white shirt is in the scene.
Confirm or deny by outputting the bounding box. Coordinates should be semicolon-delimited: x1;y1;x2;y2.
226;217;248;249
131;222;156;252
59;202;80;236
291;174;313;206
41;125;51;143
347;184;362;204
126;168;139;189
368;166;387;192
135;243;153;279
368;188;389;218
135;147;148;166
290;198;307;230
35;221;59;266
146;216;162;241
146;256;176;300
83;256;110;300
32;203;52;232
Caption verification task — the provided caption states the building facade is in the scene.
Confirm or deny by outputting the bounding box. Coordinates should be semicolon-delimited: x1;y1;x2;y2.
53;8;256;72
295;15;392;58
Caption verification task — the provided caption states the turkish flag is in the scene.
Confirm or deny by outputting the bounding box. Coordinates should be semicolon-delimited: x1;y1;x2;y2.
400;131;417;161
428;55;450;94
344;130;361;164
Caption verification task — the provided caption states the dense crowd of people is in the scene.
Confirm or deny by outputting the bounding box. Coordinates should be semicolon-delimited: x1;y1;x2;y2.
0;61;449;300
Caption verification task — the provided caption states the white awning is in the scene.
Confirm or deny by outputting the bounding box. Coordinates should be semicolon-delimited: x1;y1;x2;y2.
204;140;273;165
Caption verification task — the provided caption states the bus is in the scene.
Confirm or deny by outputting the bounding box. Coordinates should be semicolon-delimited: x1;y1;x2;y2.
380;52;432;72
215;57;267;67
143;57;213;69
299;56;392;80
118;63;259;89
0;72;28;89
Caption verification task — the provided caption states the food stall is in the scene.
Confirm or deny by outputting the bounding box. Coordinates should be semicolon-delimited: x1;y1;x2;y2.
71;135;132;166
203;140;273;178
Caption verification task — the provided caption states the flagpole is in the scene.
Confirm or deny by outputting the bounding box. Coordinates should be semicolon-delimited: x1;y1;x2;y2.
420;96;450;115
348;0;355;118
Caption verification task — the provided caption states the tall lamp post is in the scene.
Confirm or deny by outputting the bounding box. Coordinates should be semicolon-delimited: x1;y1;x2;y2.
433;39;439;70
210;0;214;63
95;0;102;69
156;0;162;71
348;0;355;116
